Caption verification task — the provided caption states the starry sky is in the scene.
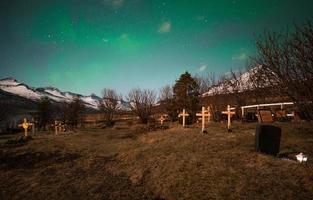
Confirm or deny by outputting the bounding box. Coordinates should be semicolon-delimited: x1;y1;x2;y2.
1;0;313;96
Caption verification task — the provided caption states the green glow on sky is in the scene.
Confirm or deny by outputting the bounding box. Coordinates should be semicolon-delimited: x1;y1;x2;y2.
1;0;313;95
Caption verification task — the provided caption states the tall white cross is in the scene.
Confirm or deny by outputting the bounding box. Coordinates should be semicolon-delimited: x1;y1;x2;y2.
178;109;189;128
196;107;210;132
222;105;236;131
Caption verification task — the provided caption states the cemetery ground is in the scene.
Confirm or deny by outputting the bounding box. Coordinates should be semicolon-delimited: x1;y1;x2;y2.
0;122;313;200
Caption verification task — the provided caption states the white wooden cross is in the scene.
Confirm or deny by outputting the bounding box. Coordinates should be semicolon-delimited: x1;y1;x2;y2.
159;115;166;126
221;105;236;131
178;109;189;128
18;118;33;137
196;107;210;132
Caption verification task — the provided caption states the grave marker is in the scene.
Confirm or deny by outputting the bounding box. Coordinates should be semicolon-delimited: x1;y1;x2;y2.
159;115;166;126
258;110;273;123
221;105;236;131
178;109;189;127
18;118;33;137
255;125;281;155
275;109;286;121
196;107;210;132
53;121;62;135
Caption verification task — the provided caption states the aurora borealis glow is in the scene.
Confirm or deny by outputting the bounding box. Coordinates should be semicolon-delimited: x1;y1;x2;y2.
1;0;313;95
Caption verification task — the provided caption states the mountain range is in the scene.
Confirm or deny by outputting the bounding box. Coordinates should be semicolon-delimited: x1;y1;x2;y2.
0;77;101;111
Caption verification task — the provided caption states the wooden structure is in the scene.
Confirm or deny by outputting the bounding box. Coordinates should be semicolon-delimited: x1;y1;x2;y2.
18;118;33;137
196;107;210;132
178;109;189;128
221;105;236;131
158;115;166;126
241;102;294;118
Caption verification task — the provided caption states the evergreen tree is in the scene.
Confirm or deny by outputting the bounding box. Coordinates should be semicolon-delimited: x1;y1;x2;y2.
173;72;200;123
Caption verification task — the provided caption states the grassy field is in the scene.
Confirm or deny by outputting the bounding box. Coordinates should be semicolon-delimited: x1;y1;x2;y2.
0;122;313;200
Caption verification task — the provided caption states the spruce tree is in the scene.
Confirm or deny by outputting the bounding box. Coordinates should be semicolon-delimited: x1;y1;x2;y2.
173;72;200;123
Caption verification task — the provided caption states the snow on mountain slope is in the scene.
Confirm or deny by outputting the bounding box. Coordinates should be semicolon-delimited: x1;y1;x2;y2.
43;87;67;99
0;78;101;109
0;84;42;100
202;67;259;97
81;95;101;107
0;77;20;86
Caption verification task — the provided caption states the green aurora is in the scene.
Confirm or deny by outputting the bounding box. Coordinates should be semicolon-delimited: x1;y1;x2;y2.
1;0;313;95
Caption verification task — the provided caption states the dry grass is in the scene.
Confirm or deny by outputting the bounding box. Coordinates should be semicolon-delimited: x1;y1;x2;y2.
0;122;312;200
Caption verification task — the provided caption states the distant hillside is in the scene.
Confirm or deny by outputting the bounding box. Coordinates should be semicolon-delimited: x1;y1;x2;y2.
202;67;261;97
0;77;102;115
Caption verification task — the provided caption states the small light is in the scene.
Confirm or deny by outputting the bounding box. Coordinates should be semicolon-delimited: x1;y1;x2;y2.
296;152;308;163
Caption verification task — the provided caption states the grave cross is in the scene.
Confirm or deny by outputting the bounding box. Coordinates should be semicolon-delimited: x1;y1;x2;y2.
18;118;33;137
159;115;166;126
222;105;236;131
196;106;210;132
178;109;189;128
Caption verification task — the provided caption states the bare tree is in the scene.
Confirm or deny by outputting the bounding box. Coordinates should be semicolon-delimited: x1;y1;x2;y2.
201;72;228;121
99;88;122;124
127;88;156;124
194;72;215;95
37;97;54;130
159;85;173;101
220;68;247;118
251;21;313;119
59;97;85;129
159;85;177;121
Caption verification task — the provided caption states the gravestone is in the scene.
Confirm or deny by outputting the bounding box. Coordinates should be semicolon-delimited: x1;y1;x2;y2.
258;110;273;123
196;107;210;133
178;109;189;128
221;105;236;132
275;109;287;122
18;118;33;137
255;124;281;155
158;115;166;126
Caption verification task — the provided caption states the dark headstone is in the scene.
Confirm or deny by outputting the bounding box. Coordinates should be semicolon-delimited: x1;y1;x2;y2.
255;125;281;155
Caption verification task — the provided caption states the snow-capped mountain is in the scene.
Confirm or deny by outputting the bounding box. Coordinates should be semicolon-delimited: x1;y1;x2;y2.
202;66;260;97
0;77;101;109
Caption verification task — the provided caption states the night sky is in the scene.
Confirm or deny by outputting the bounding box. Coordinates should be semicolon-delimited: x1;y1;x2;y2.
1;0;313;96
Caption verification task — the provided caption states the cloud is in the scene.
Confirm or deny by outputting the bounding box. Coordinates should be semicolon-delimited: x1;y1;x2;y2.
158;21;171;33
103;0;124;9
232;52;248;61
120;33;129;40
198;65;207;72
